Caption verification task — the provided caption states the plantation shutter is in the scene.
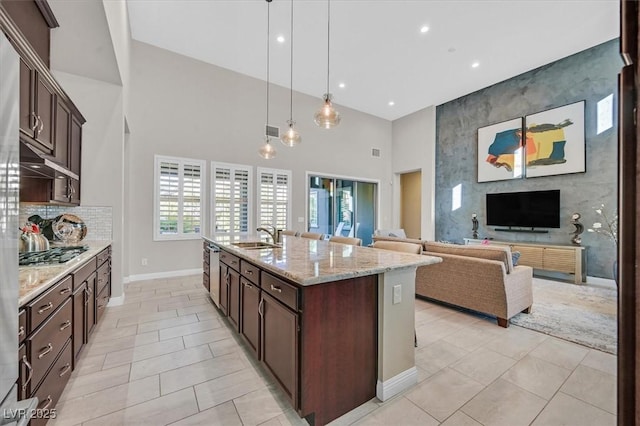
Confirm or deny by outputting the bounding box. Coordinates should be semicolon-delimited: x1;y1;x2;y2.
257;168;291;230
212;163;252;235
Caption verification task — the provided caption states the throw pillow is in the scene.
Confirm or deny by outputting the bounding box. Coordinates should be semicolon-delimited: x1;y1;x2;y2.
512;251;521;266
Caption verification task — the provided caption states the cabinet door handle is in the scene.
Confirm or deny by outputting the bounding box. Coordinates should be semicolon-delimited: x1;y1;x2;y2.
21;355;33;390
38;302;53;314
37;115;44;133
270;284;282;293
31;113;38;131
41;396;53;410
60;287;71;295
59;363;71;377
38;343;53;359
18;325;25;338
243;282;252;288
258;298;264;317
244;270;253;275
59;320;71;331
98;278;103;284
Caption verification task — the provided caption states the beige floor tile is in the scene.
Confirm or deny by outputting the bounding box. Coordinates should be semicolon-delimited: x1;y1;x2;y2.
484;326;548;360
188;292;209;300
404;368;484;422
194;368;266;411
102;337;185;369
581;349;617;376
83;331;159;357
60;364;131;401
90;324;138;343
451;347;517;385
442;326;499;351
439;411;482;426
138;314;199;334
209;337;244;357
415;365;437;383
71;353;106;376
234;387;287;425
115;309;178;327
529;337;589;370
355;397;438;426
501;354;572;400
104;302;156;316
171;288;206;297
327;399;379;426
84;387;199;426
531;392;616;426
138;295;191;310
160;353;246;395
461;379;546;426
170;401;242;426
415;318;460;347
176;303;216;316
260;409;310;426
183;327;231;348
196;310;220;321
52;375;160;425
560;365;617;414
415;340;470;373
157;298;211;312
130;344;213;380
415;306;458;325
159;318;222;340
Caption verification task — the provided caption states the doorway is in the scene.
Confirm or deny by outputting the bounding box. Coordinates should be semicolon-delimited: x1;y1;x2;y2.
308;175;377;246
400;171;422;239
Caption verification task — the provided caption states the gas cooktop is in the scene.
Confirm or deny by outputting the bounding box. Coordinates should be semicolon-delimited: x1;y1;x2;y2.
19;246;89;266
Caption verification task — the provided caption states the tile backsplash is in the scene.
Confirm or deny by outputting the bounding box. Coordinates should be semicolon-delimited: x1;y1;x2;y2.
20;204;112;241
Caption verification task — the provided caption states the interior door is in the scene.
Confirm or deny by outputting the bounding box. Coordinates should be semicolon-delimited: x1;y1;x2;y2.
400;171;422;239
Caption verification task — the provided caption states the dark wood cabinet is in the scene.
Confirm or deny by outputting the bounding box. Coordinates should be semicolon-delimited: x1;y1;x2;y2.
19;58;34;140
240;277;260;356
19;61;55;153
54;98;69;167
18;344;29;400
219;263;229;316
85;272;97;339
261;291;298;406
228;268;240;330
72;282;86;364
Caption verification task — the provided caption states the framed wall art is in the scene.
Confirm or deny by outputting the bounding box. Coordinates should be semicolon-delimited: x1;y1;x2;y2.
524;100;586;178
477;117;524;183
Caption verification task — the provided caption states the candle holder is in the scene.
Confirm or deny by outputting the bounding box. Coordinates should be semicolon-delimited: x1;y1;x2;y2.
472;213;479;239
570;212;584;245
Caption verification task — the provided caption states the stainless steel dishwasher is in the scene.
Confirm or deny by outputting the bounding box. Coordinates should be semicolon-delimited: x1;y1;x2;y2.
208;243;220;308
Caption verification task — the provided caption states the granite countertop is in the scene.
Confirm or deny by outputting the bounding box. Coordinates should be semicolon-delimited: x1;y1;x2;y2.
19;240;112;307
204;235;441;286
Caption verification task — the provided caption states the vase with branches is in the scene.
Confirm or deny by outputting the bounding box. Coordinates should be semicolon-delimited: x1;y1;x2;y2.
587;204;618;283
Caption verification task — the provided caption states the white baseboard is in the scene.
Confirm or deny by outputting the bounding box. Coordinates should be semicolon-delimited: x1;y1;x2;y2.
107;294;125;306
127;268;202;283
122;276;131;284
376;367;418;401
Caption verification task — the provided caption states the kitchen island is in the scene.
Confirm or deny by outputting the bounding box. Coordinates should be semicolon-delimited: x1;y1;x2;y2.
203;235;441;425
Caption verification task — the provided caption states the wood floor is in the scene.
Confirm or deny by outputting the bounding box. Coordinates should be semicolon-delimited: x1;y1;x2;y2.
48;275;616;425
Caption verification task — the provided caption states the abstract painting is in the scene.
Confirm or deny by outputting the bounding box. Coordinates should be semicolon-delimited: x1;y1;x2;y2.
524;101;585;178
477;117;524;183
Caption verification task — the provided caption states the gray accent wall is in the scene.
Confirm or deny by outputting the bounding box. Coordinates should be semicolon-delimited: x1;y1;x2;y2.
435;39;621;279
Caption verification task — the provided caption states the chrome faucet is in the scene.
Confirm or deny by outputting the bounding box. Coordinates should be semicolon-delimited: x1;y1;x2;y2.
256;225;280;244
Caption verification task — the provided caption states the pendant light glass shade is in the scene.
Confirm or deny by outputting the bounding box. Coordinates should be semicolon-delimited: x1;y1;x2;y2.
314;93;341;129
259;137;277;159
281;120;301;147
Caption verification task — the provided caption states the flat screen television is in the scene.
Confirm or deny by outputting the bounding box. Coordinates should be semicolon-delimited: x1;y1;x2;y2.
486;190;560;229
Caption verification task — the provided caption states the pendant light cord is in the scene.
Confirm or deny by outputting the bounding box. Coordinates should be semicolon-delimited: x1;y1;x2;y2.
266;0;271;126
289;0;294;121
326;0;330;94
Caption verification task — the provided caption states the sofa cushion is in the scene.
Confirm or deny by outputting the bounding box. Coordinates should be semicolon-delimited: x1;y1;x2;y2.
423;241;514;273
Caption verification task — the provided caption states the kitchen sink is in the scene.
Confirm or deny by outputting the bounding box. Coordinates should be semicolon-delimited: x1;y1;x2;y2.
232;241;280;249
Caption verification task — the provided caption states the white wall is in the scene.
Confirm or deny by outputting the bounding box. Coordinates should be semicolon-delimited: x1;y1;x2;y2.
52;71;125;299
127;40;393;276
102;0;131;117
391;106;436;240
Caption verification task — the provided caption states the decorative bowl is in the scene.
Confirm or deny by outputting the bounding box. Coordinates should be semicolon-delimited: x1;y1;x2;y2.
52;214;87;244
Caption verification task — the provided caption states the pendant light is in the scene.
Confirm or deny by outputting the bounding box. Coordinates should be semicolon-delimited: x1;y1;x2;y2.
314;0;341;129
281;0;301;147
259;0;276;159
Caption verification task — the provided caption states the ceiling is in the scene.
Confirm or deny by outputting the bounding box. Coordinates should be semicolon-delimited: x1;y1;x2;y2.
127;0;619;121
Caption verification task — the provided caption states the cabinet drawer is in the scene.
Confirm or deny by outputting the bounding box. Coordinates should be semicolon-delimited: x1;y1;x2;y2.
261;272;298;311
27;275;72;332
96;284;110;325
543;248;576;274
203;271;210;292
220;251;240;270
96;246;111;267
203;247;210;264
73;257;96;291
240;260;260;285
97;261;110;295
30;339;73;426
19;309;26;344
28;298;72;390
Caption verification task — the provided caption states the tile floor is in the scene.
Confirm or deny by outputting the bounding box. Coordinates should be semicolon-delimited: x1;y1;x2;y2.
49;275;617;426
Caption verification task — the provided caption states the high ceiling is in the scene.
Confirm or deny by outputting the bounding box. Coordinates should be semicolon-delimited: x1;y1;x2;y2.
127;0;619;121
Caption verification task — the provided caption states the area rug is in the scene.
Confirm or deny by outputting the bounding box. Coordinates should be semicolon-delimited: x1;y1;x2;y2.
510;278;618;354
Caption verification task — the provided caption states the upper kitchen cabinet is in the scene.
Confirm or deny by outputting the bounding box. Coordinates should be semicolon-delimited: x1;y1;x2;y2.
20;59;55;153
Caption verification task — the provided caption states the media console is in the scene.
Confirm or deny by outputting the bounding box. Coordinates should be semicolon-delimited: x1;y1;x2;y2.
463;239;586;284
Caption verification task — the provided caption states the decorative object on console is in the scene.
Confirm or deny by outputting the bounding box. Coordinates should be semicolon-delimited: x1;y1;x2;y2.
477;117;524;183
313;0;341;129
524;100;586;178
570;212;584;245
587;204;618;284
258;0;276;159
471;213;479;239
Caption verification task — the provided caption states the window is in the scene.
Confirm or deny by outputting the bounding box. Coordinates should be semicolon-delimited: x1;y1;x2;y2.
154;155;205;240
257;167;292;230
212;162;252;235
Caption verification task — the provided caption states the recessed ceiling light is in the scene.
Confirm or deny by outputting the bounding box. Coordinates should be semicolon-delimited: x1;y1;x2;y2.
472;62;480;68
276;35;285;43
388;101;395;106
420;26;429;33
338;82;346;89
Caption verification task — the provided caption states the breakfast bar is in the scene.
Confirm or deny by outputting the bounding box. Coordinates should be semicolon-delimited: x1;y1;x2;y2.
202;235;441;425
